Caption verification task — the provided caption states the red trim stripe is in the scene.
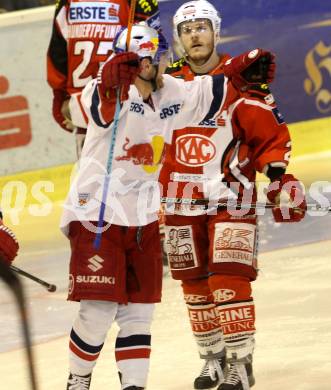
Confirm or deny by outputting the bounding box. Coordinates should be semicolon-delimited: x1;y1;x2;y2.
115;348;151;361
69;341;100;362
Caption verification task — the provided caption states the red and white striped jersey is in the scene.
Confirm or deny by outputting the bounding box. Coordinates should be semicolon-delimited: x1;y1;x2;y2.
158;57;291;203
47;0;160;95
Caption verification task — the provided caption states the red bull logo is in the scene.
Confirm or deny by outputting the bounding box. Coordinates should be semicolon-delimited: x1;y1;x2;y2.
116;136;169;173
139;41;156;51
116;137;154;165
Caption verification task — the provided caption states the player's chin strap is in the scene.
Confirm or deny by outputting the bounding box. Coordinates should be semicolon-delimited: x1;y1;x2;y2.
137;64;159;91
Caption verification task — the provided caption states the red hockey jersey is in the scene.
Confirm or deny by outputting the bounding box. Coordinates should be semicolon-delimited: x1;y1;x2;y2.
47;0;160;95
159;57;291;203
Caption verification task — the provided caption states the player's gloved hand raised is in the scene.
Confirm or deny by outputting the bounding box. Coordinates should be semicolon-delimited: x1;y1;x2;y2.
99;52;140;101
52;89;76;132
223;48;276;91
0;222;19;265
266;174;307;222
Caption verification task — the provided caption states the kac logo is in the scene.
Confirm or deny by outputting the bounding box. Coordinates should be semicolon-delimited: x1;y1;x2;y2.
175;134;216;167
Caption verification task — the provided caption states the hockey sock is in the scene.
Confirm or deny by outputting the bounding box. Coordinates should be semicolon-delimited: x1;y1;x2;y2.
182;278;226;359
69;300;117;375
115;303;154;389
209;275;255;361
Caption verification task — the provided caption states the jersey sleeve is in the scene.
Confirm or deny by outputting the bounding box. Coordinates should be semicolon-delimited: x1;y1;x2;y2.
47;0;68;92
234;94;291;173
81;80;117;129
131;0;161;30
169;74;226;130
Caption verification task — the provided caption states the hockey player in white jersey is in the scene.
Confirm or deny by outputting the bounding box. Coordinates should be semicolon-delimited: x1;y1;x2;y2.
60;23;277;389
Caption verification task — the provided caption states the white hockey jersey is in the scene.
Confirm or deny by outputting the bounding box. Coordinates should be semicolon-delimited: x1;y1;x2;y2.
60;73;226;233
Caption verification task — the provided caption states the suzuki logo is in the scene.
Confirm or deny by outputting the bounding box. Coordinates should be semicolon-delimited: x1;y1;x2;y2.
87;255;104;272
175;134;216;167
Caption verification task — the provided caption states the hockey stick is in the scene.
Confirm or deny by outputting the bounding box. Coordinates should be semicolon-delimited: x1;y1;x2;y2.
0;259;39;390
126;0;136;48
93;0;137;249
160;197;331;212
10;265;57;292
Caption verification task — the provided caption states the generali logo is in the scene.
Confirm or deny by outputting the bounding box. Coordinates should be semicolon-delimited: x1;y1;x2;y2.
87;255;104;272
175;134;216;167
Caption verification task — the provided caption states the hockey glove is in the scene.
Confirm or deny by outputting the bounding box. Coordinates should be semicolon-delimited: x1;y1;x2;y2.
0;222;19;265
52;89;73;132
223;49;276;90
99;52;140;101
266;174;307;222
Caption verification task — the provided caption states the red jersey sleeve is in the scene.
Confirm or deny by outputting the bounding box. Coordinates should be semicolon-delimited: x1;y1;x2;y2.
234;91;291;173
47;0;160;96
47;0;68;92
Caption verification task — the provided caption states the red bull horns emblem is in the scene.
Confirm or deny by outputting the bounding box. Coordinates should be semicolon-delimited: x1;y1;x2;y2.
139;41;155;50
115;135;168;173
138;37;159;53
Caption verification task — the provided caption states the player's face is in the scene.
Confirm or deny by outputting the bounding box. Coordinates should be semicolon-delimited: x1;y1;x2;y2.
139;54;168;88
178;19;214;64
139;58;157;80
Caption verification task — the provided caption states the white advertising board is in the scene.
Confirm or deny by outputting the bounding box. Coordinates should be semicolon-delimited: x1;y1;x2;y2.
0;6;77;176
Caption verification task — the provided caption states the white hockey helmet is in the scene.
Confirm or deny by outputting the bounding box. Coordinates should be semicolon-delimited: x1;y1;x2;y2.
173;0;222;57
114;23;169;65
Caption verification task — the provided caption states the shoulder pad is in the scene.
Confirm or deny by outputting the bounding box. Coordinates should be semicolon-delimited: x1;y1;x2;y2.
166;58;186;75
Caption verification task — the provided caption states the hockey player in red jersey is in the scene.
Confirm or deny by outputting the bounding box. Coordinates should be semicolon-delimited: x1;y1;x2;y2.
60;21;277;389
0;211;19;266
158;1;307;390
47;0;161;156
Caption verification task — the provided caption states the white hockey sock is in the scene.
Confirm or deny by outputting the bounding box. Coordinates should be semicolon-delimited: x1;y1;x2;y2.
115;303;154;388
69;300;117;375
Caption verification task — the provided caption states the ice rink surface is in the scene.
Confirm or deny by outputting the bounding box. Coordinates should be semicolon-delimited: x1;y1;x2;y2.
0;154;331;389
